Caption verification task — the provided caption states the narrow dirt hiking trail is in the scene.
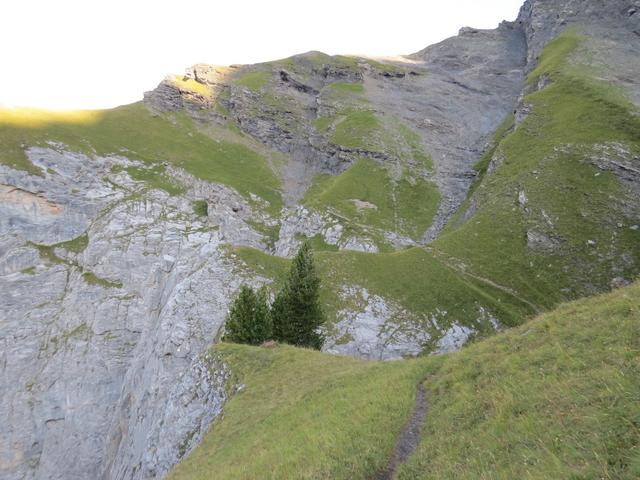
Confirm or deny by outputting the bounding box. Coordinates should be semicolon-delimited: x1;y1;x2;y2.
374;383;428;480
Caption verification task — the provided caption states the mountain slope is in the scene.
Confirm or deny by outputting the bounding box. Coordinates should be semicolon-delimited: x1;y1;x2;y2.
168;281;640;480
1;0;639;479
231;26;640;357
436;27;640;307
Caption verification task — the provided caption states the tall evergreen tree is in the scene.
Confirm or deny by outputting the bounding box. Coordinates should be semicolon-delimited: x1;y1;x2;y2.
223;285;272;345
272;242;325;349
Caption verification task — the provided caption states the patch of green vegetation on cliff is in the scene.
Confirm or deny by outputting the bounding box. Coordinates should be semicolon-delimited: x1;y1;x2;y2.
313;116;334;133
169;282;640;480
191;200;208;217
170;76;212;97
60;323;90;341
319;82;370;115
303;158;440;241
232;246;290;285
53;233;89;254
472;113;515;180
328;82;364;93
435;30;640;308
294;233;339;252
394;175;440;238
0;103;282;213
168;343;426;480
30;239;123;289
362;58;408;76
325;108;432;165
246;219;280;250
399;281;640;480
259;91;308;135
234;70;272;91
398;123;433;170
82;271;123;289
30;242;67;265
332;55;361;68
329;110;382;151
294;52;360;72
527;28;581;85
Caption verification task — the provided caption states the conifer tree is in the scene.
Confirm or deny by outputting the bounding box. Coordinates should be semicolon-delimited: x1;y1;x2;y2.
223;285;272;345
271;242;325;349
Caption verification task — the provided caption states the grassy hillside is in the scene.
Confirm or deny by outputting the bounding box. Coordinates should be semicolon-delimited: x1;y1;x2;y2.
303;158;440;242
3;28;637;356
224;29;640;346
0;103;282;212
233;245;536;346
225;52;439;245
168;281;640;480
3;26;638;480
398;279;640;479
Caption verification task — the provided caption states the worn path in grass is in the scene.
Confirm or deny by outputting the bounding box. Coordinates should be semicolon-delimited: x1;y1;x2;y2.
427;246;544;314
374;383;428;480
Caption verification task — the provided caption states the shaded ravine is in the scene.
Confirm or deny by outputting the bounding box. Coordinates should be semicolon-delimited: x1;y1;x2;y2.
374;383;428;480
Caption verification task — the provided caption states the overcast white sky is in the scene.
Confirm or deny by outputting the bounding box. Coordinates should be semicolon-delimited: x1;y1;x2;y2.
0;0;523;110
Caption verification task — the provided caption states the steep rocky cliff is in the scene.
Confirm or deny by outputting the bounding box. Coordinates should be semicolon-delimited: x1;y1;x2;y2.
1;0;639;478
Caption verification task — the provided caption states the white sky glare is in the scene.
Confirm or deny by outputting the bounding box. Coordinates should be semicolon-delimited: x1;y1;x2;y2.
1;0;523;110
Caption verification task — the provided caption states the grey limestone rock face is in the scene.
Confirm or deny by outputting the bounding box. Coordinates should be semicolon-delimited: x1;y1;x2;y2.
405;21;528;241
517;0;640;65
0;148;266;480
274;206;385;257
323;287;502;360
274;206;342;257
324;286;432;360
0;146;121;244
101;352;232;480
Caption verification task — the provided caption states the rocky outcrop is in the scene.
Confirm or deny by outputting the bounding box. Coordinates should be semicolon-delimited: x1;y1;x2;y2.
324;286;432;360
396;21;528;240
516;0;640;64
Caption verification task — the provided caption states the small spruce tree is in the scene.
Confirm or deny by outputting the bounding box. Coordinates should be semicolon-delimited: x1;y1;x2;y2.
223;285;272;345
272;242;325;349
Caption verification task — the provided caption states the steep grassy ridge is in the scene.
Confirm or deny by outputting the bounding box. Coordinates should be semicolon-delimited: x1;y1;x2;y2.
168;282;640;480
168;344;427;480
398;280;640;479
436;30;640;307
